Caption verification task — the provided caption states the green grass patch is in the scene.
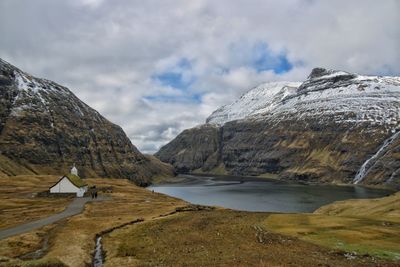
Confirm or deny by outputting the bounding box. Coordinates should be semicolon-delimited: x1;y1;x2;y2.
264;213;400;261
257;172;279;179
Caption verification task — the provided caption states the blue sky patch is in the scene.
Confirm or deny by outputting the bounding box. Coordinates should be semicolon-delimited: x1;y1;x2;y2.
252;42;292;74
152;58;194;90
149;58;200;103
228;41;293;74
154;72;190;89
144;93;202;104
177;57;191;70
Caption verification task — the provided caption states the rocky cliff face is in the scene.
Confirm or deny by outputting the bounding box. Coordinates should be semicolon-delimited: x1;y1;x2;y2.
156;68;400;187
0;58;172;185
155;124;221;173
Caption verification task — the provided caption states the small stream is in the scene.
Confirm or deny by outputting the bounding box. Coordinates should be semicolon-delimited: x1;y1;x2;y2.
19;235;50;260
93;236;103;267
91;218;144;266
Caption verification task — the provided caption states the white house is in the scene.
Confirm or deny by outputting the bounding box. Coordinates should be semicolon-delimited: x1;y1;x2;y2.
50;166;88;197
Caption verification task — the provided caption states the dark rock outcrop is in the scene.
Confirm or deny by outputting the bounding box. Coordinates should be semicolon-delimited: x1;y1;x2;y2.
0;58;172;185
156;124;221;173
156;68;400;187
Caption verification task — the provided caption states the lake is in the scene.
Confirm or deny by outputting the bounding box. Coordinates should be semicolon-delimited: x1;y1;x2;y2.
147;175;393;213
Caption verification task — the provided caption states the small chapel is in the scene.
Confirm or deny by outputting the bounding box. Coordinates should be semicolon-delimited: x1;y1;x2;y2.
49;165;88;197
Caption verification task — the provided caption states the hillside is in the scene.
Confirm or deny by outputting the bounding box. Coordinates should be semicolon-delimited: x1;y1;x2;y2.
0;58;172;185
264;192;400;261
315;192;400;220
156;68;400;187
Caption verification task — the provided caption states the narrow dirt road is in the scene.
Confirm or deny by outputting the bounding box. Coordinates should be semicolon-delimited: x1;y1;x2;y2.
0;196;107;240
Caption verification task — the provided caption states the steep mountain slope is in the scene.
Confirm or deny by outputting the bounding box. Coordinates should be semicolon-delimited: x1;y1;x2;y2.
0;58;172;185
156;68;400;187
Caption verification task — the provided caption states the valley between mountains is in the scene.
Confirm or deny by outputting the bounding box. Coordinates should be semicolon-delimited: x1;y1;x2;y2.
0;58;399;267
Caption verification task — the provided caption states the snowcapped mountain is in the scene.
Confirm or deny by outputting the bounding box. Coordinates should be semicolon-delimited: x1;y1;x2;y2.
208;68;400;131
1;58;103;123
0;58;172;184
207;81;301;125
156;68;400;187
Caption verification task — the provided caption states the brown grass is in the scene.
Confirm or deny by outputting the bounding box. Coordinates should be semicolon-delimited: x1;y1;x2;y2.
102;209;398;267
0;175;72;229
1;175;399;267
0;176;187;267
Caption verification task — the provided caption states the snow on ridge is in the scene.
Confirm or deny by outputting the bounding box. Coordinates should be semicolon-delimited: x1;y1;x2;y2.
306;68;400;85
206;81;301;125
14;70;70;95
206;70;400;129
2;58;113;122
268;76;400;131
10;69;90;118
15;72;42;94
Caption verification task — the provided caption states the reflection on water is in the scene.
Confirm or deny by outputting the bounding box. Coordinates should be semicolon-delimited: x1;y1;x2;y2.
148;175;392;213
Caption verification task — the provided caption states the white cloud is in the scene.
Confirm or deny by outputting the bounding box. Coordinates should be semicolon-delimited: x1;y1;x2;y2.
0;0;399;153
74;0;104;8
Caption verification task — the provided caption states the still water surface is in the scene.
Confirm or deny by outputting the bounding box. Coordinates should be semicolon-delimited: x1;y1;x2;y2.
148;175;392;213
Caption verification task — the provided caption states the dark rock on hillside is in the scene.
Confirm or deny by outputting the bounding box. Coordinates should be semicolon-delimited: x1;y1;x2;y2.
155;124;221;173
0;58;172;185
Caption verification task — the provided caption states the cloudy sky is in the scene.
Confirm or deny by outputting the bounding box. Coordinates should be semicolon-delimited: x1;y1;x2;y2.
1;0;399;153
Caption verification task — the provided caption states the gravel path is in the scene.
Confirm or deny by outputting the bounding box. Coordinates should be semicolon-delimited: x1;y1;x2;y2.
0;196;108;240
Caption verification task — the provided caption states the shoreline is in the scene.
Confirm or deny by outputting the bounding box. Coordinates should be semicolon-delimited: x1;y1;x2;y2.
148;174;394;214
155;172;397;193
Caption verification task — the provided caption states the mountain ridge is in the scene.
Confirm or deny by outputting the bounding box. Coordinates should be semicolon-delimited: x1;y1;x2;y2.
207;68;400;128
156;68;400;188
0;58;173;185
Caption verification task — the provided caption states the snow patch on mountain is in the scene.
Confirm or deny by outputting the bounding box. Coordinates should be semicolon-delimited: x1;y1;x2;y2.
206;68;400;131
206;81;301;125
4;63;92;119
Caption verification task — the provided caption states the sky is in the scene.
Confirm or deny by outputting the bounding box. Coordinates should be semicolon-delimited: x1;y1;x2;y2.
0;0;399;154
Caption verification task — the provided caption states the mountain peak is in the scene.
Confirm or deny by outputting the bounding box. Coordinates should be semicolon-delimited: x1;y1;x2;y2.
307;67;356;80
308;67;331;79
206;68;400;128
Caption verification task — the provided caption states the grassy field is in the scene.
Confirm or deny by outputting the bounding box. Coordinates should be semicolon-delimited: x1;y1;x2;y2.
0;175;399;267
264;193;400;261
102;209;399;267
315;192;400;220
0;175;72;229
0;176;187;267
